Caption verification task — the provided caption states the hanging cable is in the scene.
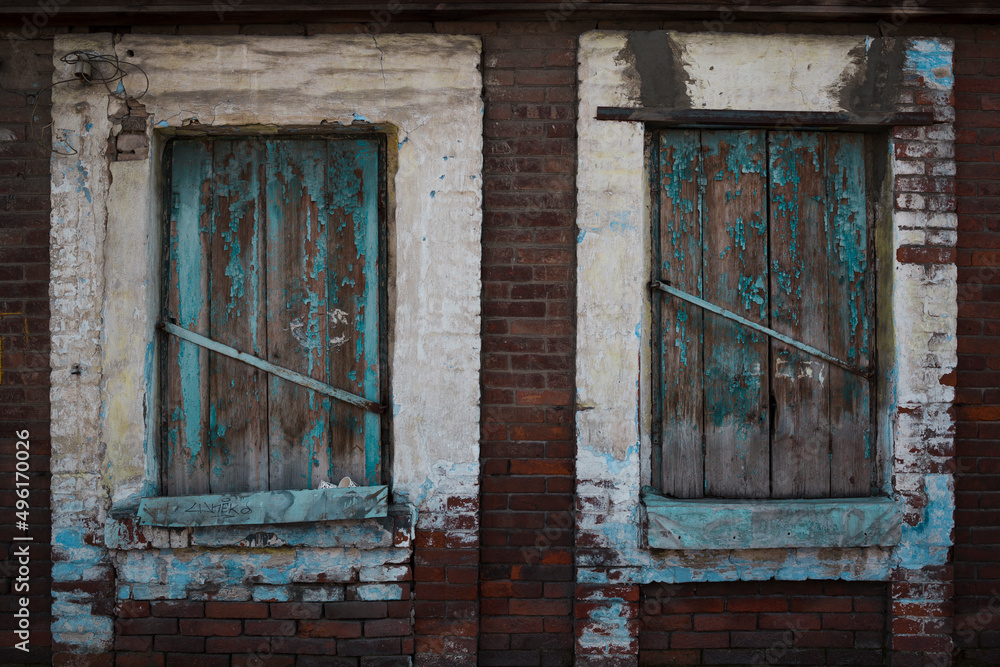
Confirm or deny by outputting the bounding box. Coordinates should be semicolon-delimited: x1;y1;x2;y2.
19;51;151;156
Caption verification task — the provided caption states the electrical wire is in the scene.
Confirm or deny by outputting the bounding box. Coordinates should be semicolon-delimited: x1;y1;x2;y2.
17;51;151;156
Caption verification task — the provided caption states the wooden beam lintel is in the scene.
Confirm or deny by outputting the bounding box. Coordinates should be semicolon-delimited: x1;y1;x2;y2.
598;107;936;131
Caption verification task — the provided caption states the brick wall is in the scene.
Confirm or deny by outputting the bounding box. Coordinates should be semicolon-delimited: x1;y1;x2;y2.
479;22;580;667
639;581;887;666
114;600;412;666
953;24;1000;667
0;34;53;667
4;14;999;667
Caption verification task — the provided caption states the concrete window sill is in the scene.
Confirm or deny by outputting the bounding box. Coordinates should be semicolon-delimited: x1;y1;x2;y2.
642;487;901;550
105;492;413;552
134;485;389;527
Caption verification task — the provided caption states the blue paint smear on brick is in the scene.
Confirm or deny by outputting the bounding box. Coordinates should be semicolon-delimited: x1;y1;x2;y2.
905;40;953;89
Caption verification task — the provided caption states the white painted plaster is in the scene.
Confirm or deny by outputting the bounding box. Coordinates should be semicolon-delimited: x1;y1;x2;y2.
575;31;956;588
50;31;482;507
674;33;863;111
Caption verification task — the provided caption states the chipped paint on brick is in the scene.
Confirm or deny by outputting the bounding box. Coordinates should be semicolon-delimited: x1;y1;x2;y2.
906;39;955;91
353;583;406;600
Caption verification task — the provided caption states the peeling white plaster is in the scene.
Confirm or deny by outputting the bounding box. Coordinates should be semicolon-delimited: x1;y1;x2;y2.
675;33;863;112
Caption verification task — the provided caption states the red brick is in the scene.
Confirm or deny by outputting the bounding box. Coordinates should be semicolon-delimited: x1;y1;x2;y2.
178;619;242;636
671;631;730;649
269;603;323;619
204;602;268;619
244;619;296;636
204;636;270;653
299;620;362;638
116;654;164;667
116;618;178;635
365;618;413;637
151;601;204;618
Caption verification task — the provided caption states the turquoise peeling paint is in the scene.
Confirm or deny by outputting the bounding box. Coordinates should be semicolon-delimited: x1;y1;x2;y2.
659;132;700;277
355;583;405;601
770;133;806;282
266;140;331;488
117;546;408;598
357;141;381;485
578;599;633;650
830;136;870;360
74;160;92;203
905;39;954;89
53;526;107;581
897;474;954;569
171;141;209;465
51;595;113;646
737;275;767;321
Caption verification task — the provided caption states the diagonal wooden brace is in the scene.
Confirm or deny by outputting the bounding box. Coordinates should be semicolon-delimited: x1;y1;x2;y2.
158;321;385;414
650;280;872;379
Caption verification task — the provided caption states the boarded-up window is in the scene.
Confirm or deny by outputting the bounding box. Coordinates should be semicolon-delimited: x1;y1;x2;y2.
652;129;874;500
162;136;386;496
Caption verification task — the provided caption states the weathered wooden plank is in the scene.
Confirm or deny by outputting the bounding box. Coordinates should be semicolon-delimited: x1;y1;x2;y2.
643;491;900;549
827;133;873;497
596;108;935;130
266;139;332;491
164;139;212;496
701;130;770;499
768;132;832;499
656;130;704;498
327;139;381;486
138;485;389;527
209;139;270;493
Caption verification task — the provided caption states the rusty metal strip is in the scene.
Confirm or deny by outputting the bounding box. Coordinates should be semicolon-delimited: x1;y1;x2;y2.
598;108;935;130
650;281;872;379
158;321;385;414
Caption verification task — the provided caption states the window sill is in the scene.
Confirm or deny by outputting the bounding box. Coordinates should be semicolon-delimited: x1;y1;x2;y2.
642;487;901;550
131;485;389;527
106;488;411;552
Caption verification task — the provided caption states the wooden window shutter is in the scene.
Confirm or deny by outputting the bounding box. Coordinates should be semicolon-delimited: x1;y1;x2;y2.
653;129;873;500
163;137;385;496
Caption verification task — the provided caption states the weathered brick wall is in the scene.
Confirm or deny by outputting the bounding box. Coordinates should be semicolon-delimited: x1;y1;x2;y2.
0;34;52;667
639;581;887;666
5;14;999;667
114;599;412;666
479;22;580;667
953;24;1000;667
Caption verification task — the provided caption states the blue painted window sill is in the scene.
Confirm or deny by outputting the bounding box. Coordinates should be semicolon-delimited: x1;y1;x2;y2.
642;487;901;550
106;490;411;551
132;486;389;527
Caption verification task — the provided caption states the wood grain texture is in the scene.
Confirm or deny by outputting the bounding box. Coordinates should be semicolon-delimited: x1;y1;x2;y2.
164;139;213;497
265;139;332;490
701;130;770;499
164;137;383;494
826;133;873;497
768;131;831;499
327;139;381;486
657;130;704;498
209;139;270;493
